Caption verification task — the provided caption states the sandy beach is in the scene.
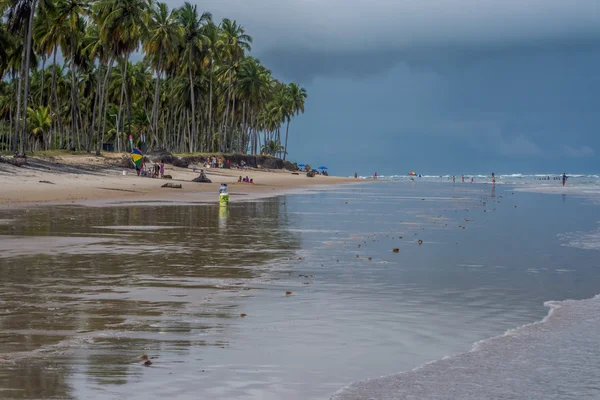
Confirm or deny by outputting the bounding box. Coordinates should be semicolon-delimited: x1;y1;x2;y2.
0;153;354;207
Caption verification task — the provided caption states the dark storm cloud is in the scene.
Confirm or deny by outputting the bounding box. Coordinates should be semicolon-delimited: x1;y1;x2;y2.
184;0;600;173
199;0;600;80
258;39;600;83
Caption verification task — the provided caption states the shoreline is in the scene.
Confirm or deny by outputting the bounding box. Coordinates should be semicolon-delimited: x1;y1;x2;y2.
0;153;357;208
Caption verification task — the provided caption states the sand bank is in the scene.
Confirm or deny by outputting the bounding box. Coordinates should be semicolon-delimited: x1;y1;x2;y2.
0;153;355;207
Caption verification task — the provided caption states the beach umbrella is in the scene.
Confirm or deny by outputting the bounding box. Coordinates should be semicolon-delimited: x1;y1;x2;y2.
312;169;318;173
298;163;305;167
319;166;328;170
131;148;144;169
409;171;416;176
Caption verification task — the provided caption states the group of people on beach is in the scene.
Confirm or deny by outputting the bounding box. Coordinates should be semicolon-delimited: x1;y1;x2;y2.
137;160;165;179
237;176;254;184
203;157;248;170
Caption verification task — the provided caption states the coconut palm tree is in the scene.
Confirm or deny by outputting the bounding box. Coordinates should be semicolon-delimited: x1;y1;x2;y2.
282;82;306;160
144;1;182;141
176;2;211;151
1;0;307;156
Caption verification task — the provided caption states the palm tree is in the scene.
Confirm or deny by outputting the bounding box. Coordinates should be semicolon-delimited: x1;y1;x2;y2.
26;104;50;149
144;1;182;142
95;0;149;146
176;2;211;152
2;0;39;154
218;18;251;152
53;0;89;149
1;0;307;157
282;82;306;160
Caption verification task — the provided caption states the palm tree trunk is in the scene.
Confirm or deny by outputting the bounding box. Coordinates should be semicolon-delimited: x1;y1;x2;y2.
49;48;58;149
208;59;213;149
70;31;77;150
283;119;290;160
40;56;46;106
13;31;28;154
188;54;197;149
20;0;37;154
97;58;113;154
220;69;232;152
152;51;163;140
88;61;104;152
229;94;236;152
116;57;127;150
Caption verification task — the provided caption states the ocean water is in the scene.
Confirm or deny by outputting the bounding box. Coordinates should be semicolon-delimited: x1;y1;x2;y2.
365;173;600;186
1;181;600;399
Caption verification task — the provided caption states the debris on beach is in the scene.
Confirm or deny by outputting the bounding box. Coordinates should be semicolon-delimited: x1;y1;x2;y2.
240;313;247;318
302;282;311;285
418;240;423;245
368;257;372;261
161;183;182;189
392;248;400;253
39;180;55;184
285;291;293;296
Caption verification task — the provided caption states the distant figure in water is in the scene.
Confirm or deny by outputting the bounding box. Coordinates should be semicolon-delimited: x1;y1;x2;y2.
452;176;456;184
462;175;465;183
354;172;358;179
471;177;474;183
374;172;378;180
492;172;495;185
562;172;567;186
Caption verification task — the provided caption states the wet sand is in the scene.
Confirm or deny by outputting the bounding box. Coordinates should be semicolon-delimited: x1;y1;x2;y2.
2;182;600;399
0;153;354;207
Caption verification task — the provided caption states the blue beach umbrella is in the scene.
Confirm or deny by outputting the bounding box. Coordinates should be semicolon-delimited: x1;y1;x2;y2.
298;163;305;167
318;166;328;170
312;169;318;173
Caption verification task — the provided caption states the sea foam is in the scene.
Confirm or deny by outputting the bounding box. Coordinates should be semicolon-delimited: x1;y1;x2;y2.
332;295;600;400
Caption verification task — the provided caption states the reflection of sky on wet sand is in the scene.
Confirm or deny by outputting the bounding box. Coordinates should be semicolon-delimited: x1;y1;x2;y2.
2;183;600;399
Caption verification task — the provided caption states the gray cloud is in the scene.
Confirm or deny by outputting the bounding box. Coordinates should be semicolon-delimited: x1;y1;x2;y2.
562;145;595;158
209;0;600;52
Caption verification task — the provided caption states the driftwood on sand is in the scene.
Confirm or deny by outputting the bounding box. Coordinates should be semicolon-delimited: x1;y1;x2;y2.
161;183;182;189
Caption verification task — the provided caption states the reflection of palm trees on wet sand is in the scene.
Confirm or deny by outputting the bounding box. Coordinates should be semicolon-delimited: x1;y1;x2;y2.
0;197;300;397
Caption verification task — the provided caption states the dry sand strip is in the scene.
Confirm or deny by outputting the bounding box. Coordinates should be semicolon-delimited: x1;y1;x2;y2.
0;154;356;207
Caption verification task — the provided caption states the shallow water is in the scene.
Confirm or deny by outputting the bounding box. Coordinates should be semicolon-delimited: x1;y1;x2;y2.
1;182;600;399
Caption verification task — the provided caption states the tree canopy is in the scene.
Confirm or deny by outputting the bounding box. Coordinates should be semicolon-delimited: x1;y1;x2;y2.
0;0;307;158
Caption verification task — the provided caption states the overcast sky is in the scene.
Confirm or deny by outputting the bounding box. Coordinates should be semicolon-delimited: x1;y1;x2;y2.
176;0;600;175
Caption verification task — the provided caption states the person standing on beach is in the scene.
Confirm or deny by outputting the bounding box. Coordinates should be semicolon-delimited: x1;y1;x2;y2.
453;176;456;184
374;172;378;180
462;175;464;183
160;161;165;178
562;172;567;186
354;172;358;179
492;173;495;185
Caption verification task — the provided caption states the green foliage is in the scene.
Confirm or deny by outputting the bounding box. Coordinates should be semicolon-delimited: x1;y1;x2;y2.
0;0;307;155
